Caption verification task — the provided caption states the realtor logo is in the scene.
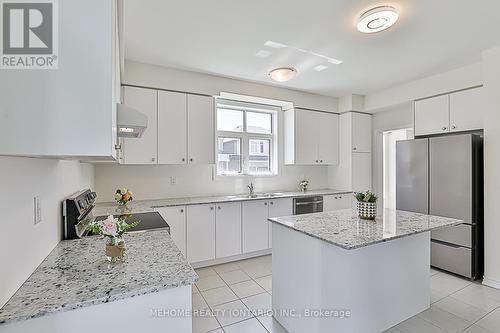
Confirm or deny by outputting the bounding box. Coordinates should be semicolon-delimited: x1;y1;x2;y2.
1;0;58;69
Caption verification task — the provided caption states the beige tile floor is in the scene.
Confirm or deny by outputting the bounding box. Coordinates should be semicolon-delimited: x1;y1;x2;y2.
192;255;500;333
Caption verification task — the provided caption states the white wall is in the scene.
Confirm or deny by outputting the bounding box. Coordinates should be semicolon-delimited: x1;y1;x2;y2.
124;61;339;113
371;104;414;210
481;46;500;289
0;158;94;307
365;63;483;112
94;164;328;201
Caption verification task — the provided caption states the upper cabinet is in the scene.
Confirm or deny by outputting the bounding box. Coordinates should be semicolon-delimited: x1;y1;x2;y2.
0;0;121;160
414;87;483;136
122;87;214;165
351;113;372;153
414;95;450;136
284;108;339;165
449;88;484;133
122;87;158;164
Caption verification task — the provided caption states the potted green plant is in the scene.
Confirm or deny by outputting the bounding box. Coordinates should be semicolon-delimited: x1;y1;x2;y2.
354;191;378;220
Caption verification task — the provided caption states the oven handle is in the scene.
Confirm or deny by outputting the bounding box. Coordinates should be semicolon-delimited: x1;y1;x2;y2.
295;200;323;206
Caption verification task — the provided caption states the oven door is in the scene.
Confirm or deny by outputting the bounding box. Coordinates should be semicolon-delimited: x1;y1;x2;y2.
294;197;323;215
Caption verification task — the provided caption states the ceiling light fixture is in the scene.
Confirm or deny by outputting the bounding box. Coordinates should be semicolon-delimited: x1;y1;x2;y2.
256;50;272;58
357;6;399;33
268;67;297;82
264;40;288;49
313;65;328;72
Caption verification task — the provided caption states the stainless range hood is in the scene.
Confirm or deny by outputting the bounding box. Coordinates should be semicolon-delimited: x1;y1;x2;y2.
117;103;148;138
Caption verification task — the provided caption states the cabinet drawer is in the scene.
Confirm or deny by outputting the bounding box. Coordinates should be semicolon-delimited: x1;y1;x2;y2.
431;223;471;248
431;241;471;278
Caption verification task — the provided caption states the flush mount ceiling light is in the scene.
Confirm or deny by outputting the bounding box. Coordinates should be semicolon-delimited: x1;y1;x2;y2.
268;67;297;82
313;64;328;72
357;6;399;33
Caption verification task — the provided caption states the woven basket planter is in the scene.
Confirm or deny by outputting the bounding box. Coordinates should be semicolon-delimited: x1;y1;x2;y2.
357;201;377;220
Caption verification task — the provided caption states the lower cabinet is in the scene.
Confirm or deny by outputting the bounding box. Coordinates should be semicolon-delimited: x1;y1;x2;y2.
268;198;293;248
215;202;242;258
155;206;187;256
242;200;270;253
187;204;216;262
323;194;352;211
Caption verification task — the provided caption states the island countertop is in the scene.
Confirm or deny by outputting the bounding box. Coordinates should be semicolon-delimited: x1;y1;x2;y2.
0;230;198;325
269;209;463;250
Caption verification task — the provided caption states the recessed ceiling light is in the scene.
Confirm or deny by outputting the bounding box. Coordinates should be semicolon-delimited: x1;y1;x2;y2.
268;67;297;82
327;58;343;65
256;50;272;58
313;65;328;72
264;40;288;49
357;6;399;33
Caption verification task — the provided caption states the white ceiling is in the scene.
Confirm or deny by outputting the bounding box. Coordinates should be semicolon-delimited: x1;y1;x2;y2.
123;0;500;97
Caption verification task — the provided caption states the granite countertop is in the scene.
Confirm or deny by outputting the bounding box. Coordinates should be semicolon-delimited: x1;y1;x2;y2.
269;209;463;250
0;230;198;325
93;189;352;216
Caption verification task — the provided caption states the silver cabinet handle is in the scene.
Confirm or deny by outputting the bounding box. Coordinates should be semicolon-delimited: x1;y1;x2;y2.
180;209;184;213
442;126;447;131
270;201;274;205
181;158;185;162
334;196;338;199
315;160;319;163
189;158;193;162
151;157;156;162
353;147;357;151
264;202;268;206
210;206;214;211
451;125;456;130
320;160;323;163
218;206;221;210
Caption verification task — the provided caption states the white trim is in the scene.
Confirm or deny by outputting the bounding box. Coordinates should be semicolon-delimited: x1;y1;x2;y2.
191;249;271;269
482;276;500;290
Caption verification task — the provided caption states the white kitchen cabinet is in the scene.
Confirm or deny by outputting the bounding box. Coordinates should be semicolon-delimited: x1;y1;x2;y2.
215;202;242;258
268;198;293;248
351;113;372;153
155;206;187;256
449;87;484;132
242;200;270;253
122;87;158;164
187;94;215;164
158;91;187;164
317;111;340;164
352;153;372;192
0;0;120;160
284;108;339;165
187;204;216;262
323;193;352;212
414;95;450;136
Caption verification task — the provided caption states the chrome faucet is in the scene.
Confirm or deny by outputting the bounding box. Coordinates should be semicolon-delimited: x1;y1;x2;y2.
247;183;254;196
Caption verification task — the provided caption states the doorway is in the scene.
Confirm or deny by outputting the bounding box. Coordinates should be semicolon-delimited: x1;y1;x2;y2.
382;129;414;209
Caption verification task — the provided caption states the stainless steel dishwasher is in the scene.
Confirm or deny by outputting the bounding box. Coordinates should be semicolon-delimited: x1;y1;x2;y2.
293;196;323;215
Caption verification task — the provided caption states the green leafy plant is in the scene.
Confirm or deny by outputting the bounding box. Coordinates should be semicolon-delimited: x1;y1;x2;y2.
87;215;140;245
354;191;378;203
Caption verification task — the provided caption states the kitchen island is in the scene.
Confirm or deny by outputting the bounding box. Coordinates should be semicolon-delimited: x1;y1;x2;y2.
0;230;198;333
268;209;462;333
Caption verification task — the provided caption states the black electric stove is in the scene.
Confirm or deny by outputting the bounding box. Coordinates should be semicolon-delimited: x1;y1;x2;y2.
63;189;169;240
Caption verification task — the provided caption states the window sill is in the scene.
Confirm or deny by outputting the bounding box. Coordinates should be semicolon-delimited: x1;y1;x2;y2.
213;171;278;180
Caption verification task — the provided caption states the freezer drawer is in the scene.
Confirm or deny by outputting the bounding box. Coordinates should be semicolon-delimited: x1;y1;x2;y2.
431;223;472;248
431;241;471;278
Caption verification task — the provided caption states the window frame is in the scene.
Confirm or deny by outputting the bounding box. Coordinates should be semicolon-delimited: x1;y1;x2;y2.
215;102;278;177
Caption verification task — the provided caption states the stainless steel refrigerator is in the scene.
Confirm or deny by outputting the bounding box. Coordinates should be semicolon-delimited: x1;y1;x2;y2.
396;134;483;279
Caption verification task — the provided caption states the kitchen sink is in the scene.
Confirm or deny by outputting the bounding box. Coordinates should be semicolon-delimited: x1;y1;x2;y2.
232;192;285;199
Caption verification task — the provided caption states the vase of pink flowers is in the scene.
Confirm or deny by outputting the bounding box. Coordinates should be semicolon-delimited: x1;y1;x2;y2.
87;215;140;262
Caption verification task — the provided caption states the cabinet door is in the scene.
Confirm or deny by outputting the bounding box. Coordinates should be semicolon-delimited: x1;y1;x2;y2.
414;95;450;136
317;112;339;164
187;94;214;164
215;202;242;258
155;206;186;256
335;193;352;210
351;113;372;153
158;91;187;164
122;87;157;164
294;109;320;164
352;153;372;192
449;88;484;132
268;198;293;248
323;195;338;211
187;204;215;262
242;200;269;253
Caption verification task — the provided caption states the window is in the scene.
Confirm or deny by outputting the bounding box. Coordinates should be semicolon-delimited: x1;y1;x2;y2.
216;100;277;176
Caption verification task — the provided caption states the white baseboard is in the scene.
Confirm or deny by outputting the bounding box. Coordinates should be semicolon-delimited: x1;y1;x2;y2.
191;249;272;269
482;276;500;290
